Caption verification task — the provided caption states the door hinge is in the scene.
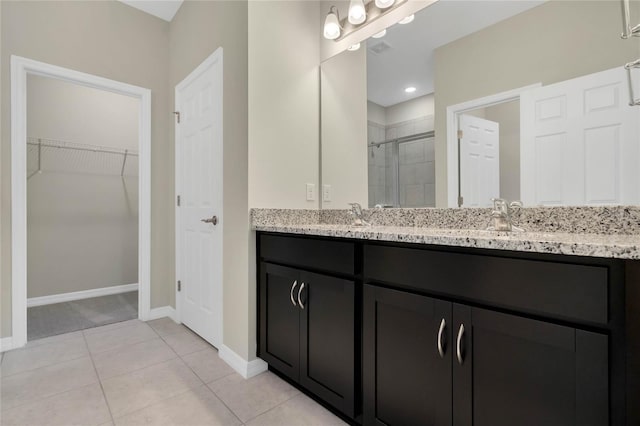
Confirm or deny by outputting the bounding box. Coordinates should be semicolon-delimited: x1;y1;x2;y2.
458;196;464;207
173;111;181;124
177;280;182;292
457;130;463;139
177;195;181;206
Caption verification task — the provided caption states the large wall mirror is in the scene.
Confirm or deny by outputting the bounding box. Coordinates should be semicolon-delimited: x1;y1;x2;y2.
320;0;640;209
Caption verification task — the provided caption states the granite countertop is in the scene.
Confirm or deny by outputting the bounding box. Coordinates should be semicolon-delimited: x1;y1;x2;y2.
253;223;640;260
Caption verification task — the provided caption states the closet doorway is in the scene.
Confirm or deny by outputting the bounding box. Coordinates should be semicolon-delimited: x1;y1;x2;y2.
10;56;151;348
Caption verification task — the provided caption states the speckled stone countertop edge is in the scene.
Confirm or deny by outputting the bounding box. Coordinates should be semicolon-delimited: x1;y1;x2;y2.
253;224;640;260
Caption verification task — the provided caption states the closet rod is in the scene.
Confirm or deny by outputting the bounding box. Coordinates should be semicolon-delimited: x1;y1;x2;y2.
26;140;139;156
368;131;435;148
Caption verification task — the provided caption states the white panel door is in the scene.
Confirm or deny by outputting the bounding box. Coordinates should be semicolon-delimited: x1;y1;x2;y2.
521;66;640;206
459;114;500;207
176;49;223;348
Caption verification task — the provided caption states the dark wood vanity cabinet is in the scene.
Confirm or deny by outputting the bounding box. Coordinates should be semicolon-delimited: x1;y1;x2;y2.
257;232;639;426
258;235;357;418
363;284;608;426
454;306;608;426
362;286;452;426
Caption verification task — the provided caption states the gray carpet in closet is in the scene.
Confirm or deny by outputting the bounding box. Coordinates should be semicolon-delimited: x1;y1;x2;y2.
27;291;138;340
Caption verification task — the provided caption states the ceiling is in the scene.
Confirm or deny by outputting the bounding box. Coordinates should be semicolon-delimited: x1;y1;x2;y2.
118;0;184;22
366;0;546;107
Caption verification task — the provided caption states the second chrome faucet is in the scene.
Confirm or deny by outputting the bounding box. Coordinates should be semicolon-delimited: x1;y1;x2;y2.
348;203;371;227
486;198;524;232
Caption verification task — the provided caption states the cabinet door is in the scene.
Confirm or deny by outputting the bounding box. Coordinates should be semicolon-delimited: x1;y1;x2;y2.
259;263;301;381
453;305;608;426
363;285;453;426
299;271;355;418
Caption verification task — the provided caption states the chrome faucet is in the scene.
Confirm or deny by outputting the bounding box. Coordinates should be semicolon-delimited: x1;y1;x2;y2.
486;198;524;232
348;203;371;227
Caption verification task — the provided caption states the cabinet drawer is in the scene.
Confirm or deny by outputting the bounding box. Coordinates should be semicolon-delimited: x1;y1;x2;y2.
259;234;354;275
364;244;608;325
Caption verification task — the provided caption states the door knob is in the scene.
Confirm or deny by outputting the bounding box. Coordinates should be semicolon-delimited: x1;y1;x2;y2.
201;215;218;225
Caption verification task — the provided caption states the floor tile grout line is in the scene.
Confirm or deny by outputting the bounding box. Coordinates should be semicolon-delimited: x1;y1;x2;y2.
201;380;247;425
237;387;302;424
153;325;212;362
87;331;164;357
84;330;117;425
86;333;160;356
0;351;90;379
153;325;246;425
94;351;180;383
0;378;103;415
108;383;200;422
82;319;144;339
22;332;85;349
82;321;160;354
0;356;102;414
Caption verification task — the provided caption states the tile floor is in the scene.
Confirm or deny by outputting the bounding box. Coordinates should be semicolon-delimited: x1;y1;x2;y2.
27;292;138;340
0;318;346;426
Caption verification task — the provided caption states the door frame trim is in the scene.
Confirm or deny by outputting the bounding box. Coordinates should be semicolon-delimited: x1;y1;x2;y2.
445;83;541;207
174;48;224;347
10;55;152;348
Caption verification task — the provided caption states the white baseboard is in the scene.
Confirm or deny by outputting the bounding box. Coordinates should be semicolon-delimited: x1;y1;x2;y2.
0;336;16;353
27;283;139;308
145;306;178;323
219;344;268;379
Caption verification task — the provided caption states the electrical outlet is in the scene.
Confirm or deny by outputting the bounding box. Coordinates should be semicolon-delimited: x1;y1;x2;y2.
323;184;331;202
306;183;316;201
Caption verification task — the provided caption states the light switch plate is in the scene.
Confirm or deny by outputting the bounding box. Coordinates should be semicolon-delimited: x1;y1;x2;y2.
323;184;331;202
306;183;316;201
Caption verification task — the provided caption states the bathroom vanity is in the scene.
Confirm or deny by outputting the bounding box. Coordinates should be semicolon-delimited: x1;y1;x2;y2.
256;226;640;426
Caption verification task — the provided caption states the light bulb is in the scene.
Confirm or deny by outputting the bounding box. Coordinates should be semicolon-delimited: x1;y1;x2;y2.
375;0;395;8
323;7;341;40
399;14;414;25
405;86;416;93
372;29;386;39
348;0;366;25
347;43;361;51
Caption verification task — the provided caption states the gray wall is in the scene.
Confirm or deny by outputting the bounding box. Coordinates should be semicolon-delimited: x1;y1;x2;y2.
27;75;139;299
169;1;251;360
248;1;320;209
27;174;138;298
485;100;520;202
321;46;368;209
27;74;140;151
1;0;171;338
434;0;639;207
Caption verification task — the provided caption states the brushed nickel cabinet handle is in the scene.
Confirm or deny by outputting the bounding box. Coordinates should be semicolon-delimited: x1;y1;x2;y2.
437;318;446;358
201;215;218;225
456;324;465;365
298;282;305;310
625;58;640;106
290;280;297;307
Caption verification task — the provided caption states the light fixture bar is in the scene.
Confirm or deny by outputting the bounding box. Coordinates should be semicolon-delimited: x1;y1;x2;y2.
332;0;408;42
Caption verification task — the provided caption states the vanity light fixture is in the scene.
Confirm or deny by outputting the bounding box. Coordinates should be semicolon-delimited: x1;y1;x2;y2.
348;0;367;25
323;0;406;42
405;86;417;93
398;14;415;24
347;43;361;51
323;6;342;40
372;29;387;38
375;0;395;9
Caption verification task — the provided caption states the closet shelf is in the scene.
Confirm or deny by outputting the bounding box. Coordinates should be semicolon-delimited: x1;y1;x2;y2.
27;137;139;179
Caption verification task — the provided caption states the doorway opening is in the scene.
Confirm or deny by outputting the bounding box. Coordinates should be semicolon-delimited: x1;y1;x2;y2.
446;83;541;208
10;56;151;348
26;75;140;340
